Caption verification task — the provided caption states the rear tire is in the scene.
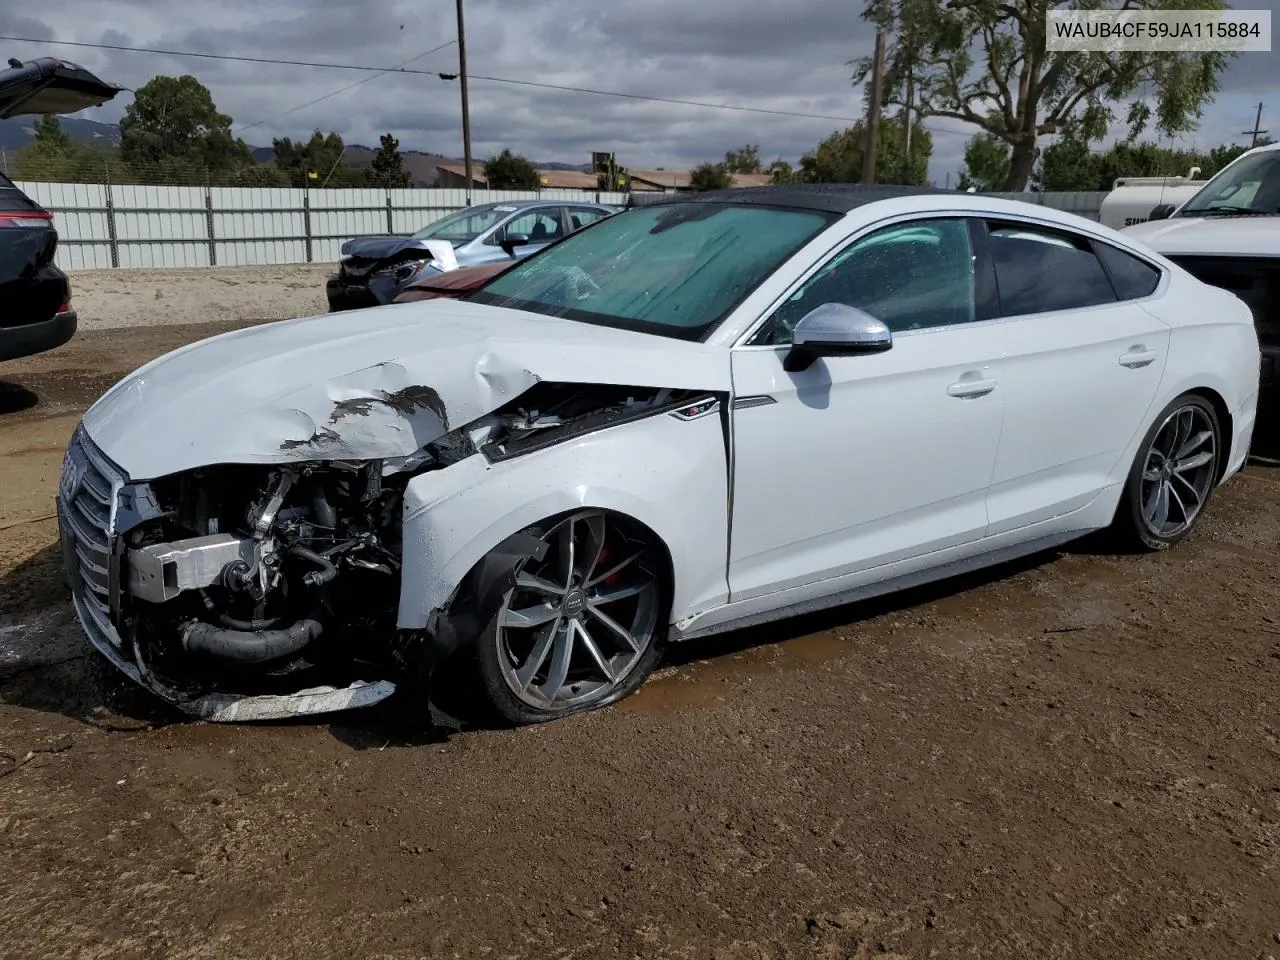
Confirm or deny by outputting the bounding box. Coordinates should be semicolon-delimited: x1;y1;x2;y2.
1111;393;1222;552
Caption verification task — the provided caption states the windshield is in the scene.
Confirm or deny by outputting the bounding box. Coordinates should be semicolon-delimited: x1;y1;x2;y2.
412;203;514;244
469;202;836;340
1179;149;1280;216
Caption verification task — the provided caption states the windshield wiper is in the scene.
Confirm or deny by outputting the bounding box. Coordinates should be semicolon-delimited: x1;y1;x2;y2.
1192;205;1277;217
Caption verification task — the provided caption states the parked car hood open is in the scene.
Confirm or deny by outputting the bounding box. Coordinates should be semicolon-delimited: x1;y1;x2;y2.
340;235;460;272
0;57;123;118
81;299;729;480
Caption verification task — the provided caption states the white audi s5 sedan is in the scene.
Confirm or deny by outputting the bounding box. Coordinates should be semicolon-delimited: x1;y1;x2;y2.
57;186;1260;727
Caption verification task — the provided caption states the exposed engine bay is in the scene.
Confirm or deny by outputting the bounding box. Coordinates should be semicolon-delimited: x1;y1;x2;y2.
75;382;711;718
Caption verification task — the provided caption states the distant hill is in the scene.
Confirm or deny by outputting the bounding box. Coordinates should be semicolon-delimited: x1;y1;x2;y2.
1;117;586;186
0;115;121;151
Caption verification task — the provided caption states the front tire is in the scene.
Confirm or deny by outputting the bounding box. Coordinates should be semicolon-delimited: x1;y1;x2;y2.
473;509;668;726
1112;393;1222;552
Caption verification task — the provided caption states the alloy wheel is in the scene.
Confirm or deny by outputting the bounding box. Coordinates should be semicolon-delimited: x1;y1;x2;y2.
495;510;660;710
1139;403;1218;539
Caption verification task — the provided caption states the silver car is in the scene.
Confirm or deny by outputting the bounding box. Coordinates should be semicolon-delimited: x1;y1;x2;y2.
326;198;619;311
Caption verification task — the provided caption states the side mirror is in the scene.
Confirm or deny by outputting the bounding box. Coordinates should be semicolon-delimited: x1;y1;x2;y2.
782;303;892;373
499;232;531;257
1147;203;1175;221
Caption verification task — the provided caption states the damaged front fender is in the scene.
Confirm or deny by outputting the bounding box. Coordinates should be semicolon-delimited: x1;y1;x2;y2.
396;403;732;634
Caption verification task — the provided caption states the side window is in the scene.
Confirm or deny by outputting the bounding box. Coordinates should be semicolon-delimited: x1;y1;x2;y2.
567;207;608;231
987;223;1116;315
1094;242;1162;300
491;209;563;245
749;217;976;346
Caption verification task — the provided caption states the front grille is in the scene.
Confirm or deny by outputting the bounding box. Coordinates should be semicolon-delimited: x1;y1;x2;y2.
57;425;126;650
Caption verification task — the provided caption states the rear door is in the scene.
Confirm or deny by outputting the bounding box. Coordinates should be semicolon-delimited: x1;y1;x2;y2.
978;219;1171;535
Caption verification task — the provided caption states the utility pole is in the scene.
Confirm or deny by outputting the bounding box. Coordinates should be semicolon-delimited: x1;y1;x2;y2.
456;0;474;205
1244;102;1268;148
902;46;914;184
862;31;886;184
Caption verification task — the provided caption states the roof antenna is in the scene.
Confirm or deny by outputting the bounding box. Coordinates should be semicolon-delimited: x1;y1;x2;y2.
7;58;23;68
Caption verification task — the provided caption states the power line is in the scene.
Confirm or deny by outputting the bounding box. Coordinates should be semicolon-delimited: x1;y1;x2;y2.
2;33;968;131
235;39;457;132
0;35;441;75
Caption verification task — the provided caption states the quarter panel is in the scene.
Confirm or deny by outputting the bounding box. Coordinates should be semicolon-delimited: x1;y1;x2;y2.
397;410;730;629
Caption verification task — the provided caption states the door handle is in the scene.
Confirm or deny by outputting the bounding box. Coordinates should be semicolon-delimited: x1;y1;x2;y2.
947;376;998;399
1119;347;1157;369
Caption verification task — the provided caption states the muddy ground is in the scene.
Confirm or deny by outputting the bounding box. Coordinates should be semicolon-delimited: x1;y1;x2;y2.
5;316;1280;960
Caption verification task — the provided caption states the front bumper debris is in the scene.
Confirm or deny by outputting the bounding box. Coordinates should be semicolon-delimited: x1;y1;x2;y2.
69;576;398;722
57;425;398;723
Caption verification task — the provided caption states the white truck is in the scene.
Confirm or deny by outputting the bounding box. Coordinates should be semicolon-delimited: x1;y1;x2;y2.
1122;143;1280;392
1098;167;1205;230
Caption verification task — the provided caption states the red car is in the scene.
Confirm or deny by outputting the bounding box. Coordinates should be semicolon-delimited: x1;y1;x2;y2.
392;261;512;303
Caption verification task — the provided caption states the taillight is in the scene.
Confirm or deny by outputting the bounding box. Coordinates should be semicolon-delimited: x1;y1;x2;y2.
0;210;53;228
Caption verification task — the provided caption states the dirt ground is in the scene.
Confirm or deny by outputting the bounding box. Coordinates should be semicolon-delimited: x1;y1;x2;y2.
67;264;331;330
5;315;1280;960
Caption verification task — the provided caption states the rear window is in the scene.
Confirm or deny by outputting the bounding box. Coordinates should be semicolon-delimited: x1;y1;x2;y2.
1094;242;1162;300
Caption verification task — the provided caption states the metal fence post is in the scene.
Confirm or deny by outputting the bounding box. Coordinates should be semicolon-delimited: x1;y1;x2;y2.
205;184;217;266
386;191;394;235
104;160;120;269
303;190;313;263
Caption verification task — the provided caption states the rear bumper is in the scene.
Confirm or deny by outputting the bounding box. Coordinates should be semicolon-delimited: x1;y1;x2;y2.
0;308;76;362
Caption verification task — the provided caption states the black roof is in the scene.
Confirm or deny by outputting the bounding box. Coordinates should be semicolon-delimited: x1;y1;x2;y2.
626;183;955;215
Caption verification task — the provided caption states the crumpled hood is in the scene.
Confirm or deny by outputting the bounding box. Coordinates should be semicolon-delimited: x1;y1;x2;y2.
81;299;729;480
1122;215;1280;257
340;236;459;272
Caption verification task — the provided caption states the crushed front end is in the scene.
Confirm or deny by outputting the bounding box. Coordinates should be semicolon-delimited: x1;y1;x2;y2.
56;380;702;722
56;425;402;721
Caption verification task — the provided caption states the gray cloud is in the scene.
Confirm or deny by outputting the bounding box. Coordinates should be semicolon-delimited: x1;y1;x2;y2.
7;0;1277;186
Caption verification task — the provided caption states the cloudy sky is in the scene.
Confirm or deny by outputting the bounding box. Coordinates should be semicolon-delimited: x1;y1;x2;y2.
3;0;1278;184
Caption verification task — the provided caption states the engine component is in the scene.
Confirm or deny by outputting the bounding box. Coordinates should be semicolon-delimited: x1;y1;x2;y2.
289;545;339;587
128;533;257;603
251;470;295;536
181;618;323;664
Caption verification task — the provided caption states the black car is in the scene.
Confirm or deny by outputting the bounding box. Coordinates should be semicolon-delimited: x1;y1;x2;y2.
0;57;121;362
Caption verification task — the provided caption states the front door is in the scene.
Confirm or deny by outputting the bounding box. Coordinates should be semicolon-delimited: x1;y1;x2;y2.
727;216;1006;602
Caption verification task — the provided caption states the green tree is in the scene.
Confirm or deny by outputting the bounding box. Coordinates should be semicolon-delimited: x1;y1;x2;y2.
32;115;73;154
370;133;412;188
483;148;540;189
768;159;801;184
1038;128;1099;190
119;75;252;180
273;130;357;188
224;164;292;187
690;162;733;191
723;144;762;173
956;133;1012;191
855;0;1233;191
799;116;932;185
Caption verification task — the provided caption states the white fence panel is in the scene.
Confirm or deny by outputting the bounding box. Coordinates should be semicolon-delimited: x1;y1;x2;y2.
217;240;311;267
209;186;308;266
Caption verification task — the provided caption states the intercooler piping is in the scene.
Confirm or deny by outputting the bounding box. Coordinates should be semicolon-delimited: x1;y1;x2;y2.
181;618;323;664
